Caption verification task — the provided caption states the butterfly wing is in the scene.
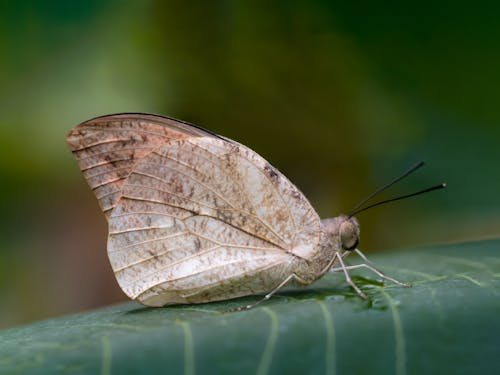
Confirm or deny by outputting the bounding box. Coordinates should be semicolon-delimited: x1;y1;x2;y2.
66;113;217;218
108;136;321;306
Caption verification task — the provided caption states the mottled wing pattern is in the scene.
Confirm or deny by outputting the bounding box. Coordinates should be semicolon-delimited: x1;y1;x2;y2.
108;137;321;306
66;113;212;218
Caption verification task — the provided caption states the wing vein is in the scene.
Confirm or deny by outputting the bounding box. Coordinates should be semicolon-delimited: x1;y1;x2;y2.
130;255;281;297
85;165;130;179
137;161;237;210
76;146;157;161
70;138;133;152
91;177;125;190
111;211;187;220
109;226;179;235
190;215;286;250
75;126;174;138
81;157;133;172
96;188;120;200
116;196;199;214
109;231;189;252
124;181;226;212
114;245;221;272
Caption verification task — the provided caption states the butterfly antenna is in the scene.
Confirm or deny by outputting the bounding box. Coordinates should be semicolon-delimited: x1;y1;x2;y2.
349;183;446;217
348;160;425;217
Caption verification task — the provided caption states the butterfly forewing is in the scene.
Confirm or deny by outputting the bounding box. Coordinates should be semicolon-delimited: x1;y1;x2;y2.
108;136;321;306
66;114;212;217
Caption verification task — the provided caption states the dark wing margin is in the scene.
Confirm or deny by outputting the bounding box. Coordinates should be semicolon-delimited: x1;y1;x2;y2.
66;113;222;218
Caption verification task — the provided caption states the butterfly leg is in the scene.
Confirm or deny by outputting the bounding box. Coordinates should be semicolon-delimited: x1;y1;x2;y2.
227;273;299;312
330;248;410;292
330;264;410;287
334;253;368;299
353;248;411;287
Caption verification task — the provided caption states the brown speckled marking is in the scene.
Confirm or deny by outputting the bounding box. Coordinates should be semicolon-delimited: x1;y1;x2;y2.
67;113;372;307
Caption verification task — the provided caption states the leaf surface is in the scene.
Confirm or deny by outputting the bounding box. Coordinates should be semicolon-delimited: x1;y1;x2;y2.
1;240;499;375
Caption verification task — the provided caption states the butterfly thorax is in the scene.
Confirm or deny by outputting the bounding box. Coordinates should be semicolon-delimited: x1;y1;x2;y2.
292;216;360;284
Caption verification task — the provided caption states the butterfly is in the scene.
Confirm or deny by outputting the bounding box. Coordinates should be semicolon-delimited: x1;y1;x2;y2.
67;113;441;309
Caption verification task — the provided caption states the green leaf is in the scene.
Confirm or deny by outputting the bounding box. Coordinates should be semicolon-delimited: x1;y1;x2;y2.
1;240;499;375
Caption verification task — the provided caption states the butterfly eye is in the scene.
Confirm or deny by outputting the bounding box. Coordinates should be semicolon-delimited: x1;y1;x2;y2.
340;219;359;251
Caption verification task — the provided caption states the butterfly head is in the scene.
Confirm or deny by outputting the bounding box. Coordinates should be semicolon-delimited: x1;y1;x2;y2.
339;216;360;251
321;216;360;252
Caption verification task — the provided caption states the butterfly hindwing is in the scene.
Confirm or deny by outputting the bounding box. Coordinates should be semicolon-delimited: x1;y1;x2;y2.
108;136;321;306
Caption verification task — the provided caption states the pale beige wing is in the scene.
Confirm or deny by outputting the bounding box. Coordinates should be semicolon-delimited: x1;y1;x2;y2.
108;136;321;306
66;113;218;218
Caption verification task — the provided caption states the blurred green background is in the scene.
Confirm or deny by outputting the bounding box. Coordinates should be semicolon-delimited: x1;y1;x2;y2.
1;1;499;329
